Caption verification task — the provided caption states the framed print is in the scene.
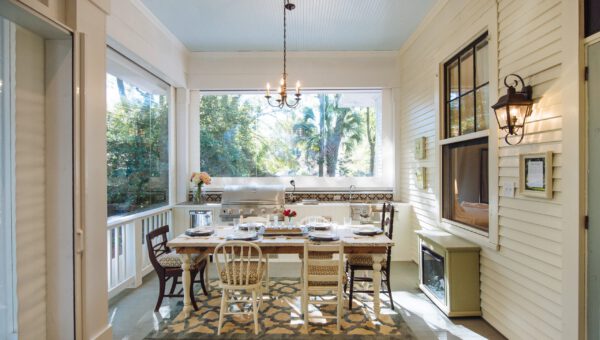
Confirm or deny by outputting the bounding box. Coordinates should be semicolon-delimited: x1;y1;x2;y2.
519;152;553;199
415;167;426;189
415;137;426;160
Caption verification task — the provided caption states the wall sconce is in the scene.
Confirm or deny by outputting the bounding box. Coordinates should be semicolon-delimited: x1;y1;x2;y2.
491;74;533;145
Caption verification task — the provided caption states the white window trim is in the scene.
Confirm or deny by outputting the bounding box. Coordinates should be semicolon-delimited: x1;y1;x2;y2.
1;19;18;338
188;88;395;191
434;9;500;249
105;46;176;218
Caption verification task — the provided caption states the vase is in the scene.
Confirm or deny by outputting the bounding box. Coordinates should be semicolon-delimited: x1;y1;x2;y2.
193;184;204;204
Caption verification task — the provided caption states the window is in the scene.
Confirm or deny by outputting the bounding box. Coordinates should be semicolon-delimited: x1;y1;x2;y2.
445;33;489;138
198;90;383;181
442;33;490;233
106;49;171;218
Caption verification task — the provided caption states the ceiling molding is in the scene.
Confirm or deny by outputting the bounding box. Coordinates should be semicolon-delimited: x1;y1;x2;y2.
397;0;448;57
130;0;189;53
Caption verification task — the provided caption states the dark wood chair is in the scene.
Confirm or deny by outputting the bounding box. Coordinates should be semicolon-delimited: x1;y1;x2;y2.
146;225;208;312
344;202;395;310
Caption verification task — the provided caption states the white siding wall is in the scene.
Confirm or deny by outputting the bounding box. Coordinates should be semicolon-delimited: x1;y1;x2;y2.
395;0;569;338
15;25;46;340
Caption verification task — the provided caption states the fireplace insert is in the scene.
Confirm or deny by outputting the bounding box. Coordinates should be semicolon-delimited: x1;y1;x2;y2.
421;246;446;303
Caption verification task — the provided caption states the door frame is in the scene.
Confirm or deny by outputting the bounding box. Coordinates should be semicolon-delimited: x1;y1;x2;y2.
584;31;600;340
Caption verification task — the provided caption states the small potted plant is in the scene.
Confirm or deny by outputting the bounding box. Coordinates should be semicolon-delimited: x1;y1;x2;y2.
282;209;297;224
190;172;211;204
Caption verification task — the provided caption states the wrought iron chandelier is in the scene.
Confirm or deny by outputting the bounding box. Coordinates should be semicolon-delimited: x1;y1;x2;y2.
265;0;301;109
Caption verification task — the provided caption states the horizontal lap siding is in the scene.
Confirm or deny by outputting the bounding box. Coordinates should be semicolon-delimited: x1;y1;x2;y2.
396;0;564;338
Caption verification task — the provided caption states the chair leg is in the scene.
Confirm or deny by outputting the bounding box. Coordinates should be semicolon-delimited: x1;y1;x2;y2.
252;289;259;335
199;265;208;296
302;290;309;330
348;268;355;310
154;274;166;312
168;276;177;295
343;262;349;293
337;285;343;331
264;256;270;293
218;289;227;335
385;269;395;310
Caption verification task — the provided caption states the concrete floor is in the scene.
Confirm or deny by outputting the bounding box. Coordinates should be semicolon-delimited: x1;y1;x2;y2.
109;261;506;340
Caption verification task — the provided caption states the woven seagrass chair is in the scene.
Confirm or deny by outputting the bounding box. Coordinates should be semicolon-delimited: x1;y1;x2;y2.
301;240;345;331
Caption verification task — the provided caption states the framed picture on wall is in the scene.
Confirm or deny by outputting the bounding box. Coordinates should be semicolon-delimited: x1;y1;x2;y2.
519;152;553;199
415;137;426;160
415;167;426;190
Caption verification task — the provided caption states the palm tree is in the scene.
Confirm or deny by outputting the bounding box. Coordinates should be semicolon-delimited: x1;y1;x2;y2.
294;94;364;176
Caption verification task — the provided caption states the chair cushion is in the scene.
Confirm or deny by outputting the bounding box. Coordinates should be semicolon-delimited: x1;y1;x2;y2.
157;251;206;269
219;261;265;285
347;254;387;267
307;265;347;286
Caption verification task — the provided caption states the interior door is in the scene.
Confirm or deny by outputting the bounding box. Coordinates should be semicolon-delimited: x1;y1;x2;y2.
588;40;600;340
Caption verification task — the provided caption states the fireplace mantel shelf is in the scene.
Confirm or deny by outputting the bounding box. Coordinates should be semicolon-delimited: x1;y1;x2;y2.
415;230;480;251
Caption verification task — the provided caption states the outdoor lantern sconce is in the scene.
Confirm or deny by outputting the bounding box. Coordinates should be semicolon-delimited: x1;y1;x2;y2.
491;74;534;145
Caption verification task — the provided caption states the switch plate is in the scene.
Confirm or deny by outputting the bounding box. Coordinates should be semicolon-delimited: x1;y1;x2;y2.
502;182;515;197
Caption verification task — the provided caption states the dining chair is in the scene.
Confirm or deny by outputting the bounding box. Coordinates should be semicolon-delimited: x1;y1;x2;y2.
146;225;208;312
301;240;345;331
214;240;266;335
344;202;395;310
238;216;271;293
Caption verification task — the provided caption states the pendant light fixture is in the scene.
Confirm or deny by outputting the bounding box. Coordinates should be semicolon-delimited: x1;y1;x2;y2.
265;0;301;109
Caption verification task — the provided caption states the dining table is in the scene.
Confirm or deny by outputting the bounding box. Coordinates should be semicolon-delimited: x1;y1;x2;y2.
167;224;394;319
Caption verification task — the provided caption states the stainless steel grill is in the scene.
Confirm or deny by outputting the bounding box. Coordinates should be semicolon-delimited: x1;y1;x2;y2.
219;184;286;222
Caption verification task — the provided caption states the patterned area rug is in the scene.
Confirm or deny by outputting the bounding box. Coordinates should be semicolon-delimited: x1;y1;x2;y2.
145;278;415;339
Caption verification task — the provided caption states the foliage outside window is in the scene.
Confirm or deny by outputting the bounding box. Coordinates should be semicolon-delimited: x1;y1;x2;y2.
199;91;381;179
442;33;490;233
106;50;170;218
444;33;489;138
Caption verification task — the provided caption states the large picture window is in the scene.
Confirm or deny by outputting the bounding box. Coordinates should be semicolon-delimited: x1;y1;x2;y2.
198;91;382;179
106;49;170;217
442;33;490;233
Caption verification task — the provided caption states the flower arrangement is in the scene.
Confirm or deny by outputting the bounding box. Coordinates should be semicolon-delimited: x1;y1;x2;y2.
190;172;211;203
282;209;297;223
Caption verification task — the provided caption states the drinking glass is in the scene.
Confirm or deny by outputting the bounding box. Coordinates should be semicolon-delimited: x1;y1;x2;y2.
343;216;353;226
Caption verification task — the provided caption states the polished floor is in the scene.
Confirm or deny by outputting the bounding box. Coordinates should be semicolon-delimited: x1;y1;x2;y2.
109;261;506;340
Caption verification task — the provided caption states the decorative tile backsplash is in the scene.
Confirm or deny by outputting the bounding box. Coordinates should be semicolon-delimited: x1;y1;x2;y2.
187;191;393;204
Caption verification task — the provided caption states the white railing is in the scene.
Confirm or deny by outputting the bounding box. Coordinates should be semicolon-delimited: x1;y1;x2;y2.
107;206;172;299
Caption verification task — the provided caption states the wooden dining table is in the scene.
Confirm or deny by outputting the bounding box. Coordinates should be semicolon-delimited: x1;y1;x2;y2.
167;225;394;319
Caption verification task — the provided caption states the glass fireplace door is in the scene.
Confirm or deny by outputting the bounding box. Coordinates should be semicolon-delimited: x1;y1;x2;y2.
422;246;446;303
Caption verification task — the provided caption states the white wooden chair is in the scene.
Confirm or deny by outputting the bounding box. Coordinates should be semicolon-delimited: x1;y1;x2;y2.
301;240;345;331
214;241;265;335
299;215;330;225
239;215;271;292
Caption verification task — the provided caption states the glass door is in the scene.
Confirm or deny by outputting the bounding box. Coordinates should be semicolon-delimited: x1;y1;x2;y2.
0;17;16;340
588;40;600;340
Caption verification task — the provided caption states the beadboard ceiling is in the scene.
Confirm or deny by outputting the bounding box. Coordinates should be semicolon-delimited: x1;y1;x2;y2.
140;0;436;52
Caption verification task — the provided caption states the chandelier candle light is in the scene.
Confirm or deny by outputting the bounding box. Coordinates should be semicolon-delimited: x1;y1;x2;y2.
265;0;302;109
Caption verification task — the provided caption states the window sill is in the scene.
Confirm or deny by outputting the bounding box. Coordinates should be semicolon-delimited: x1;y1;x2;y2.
440;218;498;250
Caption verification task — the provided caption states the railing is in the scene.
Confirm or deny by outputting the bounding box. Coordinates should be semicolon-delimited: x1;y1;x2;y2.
107;206;172;299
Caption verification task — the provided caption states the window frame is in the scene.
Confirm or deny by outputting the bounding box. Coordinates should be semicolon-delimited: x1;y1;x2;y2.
188;88;395;191
0;19;17;338
435;16;499;249
443;32;489;139
105;47;176;220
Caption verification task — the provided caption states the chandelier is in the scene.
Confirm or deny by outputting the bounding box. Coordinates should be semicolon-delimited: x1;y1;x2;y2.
265;0;301;109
